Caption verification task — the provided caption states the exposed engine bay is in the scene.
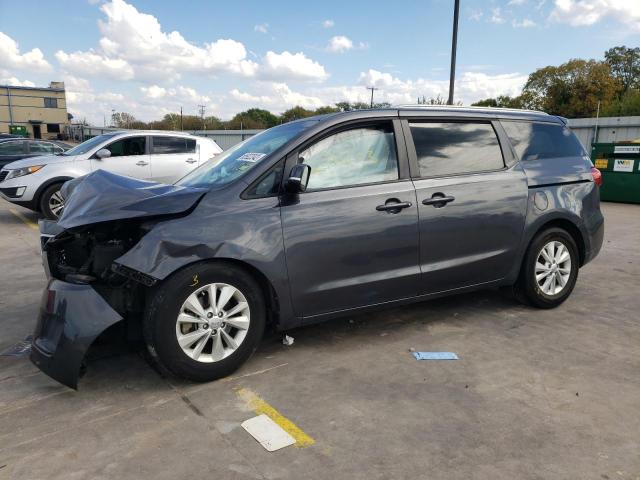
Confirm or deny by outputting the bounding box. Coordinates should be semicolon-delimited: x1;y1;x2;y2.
43;220;157;319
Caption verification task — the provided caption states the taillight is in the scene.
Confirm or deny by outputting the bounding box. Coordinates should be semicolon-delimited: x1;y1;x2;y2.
591;167;602;187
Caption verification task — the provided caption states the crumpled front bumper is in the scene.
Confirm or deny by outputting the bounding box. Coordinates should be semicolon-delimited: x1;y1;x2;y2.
30;279;123;389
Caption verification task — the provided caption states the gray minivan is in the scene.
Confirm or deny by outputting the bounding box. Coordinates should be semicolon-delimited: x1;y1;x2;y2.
32;106;604;388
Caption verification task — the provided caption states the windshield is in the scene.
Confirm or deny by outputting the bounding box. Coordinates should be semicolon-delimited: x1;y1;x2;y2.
62;133;119;156
177;120;317;188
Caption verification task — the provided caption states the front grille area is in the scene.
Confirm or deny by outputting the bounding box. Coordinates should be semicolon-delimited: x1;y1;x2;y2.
0;170;8;182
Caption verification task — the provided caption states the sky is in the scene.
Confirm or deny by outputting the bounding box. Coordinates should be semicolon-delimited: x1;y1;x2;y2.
0;0;638;124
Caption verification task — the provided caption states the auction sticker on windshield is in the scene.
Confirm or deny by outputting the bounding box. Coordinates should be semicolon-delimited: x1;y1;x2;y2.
238;153;266;163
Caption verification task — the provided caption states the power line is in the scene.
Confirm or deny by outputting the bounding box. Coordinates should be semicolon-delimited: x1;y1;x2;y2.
366;86;379;108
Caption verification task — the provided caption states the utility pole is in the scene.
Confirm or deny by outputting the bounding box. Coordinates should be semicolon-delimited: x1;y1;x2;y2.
447;0;460;105
180;106;183;131
198;104;206;130
367;86;379;108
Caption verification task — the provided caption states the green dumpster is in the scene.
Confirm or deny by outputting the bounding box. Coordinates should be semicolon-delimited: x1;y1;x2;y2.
8;125;28;137
591;141;640;204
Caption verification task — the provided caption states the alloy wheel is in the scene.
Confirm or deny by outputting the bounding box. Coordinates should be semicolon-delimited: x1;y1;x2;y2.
48;190;65;218
535;240;572;296
175;282;250;363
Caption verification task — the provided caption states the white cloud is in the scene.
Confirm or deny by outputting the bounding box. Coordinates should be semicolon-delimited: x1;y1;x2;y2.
0;32;51;72
327;36;354;53
468;8;483;21
254;23;268;34
140;85;167;99
508;0;527;5
550;0;640;31
229;82;325;112
55;50;134;80
261;51;328;82
512;18;537;27
490;7;506;23
56;0;259;81
0;74;35;87
322;19;335;28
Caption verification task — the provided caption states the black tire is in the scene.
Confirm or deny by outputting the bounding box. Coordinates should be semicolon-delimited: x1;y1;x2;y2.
143;262;266;382
39;182;65;220
515;227;579;309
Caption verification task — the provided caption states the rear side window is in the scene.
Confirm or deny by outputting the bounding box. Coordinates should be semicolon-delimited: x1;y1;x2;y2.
152;136;196;154
30;142;55;153
502;121;586;161
409;122;504;177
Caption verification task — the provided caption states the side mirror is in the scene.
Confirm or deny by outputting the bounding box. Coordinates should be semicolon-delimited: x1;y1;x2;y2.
286;163;311;193
95;148;111;159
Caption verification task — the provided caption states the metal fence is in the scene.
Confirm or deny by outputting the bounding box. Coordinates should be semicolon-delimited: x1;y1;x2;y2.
567;116;640;149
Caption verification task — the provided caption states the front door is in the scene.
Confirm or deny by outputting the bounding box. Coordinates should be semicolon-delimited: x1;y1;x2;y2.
32;125;41;139
92;135;152;179
405;120;528;294
280;121;420;319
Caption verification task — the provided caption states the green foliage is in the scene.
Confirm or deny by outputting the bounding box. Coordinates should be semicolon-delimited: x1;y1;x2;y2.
604;45;640;92
472;95;522;108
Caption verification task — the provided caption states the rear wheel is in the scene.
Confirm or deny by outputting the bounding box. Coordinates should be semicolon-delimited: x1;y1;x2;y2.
39;182;65;220
515;228;579;308
144;262;266;382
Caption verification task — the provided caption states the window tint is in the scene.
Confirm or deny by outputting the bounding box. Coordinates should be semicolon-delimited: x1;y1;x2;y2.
244;161;284;198
152;136;196;154
410;122;504;177
30;142;55;153
502;121;586;161
44;98;58;108
106;137;146;157
0;141;24;155
300;126;398;190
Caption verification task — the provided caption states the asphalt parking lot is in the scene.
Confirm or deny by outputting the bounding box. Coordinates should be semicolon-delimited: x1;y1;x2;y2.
0;200;638;480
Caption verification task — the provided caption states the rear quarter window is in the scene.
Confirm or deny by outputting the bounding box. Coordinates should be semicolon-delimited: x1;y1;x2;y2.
502;121;586;161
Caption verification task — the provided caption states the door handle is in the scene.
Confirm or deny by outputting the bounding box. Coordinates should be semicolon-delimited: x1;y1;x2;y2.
186;158;197;164
422;194;455;207
376;200;412;213
136;160;149;166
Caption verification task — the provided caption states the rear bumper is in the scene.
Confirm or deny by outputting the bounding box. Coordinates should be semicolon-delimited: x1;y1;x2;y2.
30;279;123;389
583;209;605;266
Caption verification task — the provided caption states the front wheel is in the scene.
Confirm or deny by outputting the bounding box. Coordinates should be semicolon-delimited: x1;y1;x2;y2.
144;262;266;382
39;183;65;220
515;228;579;309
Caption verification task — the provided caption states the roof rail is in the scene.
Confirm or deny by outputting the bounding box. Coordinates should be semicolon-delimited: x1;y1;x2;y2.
395;104;548;115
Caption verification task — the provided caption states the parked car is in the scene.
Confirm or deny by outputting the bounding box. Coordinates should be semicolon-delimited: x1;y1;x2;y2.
31;107;604;388
0;131;222;219
0;138;71;170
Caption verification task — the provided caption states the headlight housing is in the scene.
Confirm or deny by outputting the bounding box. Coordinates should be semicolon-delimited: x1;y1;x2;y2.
6;165;44;180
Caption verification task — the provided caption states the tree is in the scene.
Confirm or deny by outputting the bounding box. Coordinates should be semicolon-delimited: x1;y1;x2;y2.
604;46;640;92
111;112;139;129
472;95;523;108
313;106;340;115
601;89;640;117
226;108;279;129
519;59;621;118
280;106;315;123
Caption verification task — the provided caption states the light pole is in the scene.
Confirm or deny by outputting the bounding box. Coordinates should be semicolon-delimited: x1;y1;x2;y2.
447;0;460;105
367;86;379;108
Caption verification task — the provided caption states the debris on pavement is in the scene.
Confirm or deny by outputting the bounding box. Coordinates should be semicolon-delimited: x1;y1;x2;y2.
0;335;32;357
412;351;459;360
282;335;294;346
241;414;296;452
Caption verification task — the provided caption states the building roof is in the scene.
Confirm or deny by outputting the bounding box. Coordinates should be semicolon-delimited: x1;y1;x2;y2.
0;84;65;92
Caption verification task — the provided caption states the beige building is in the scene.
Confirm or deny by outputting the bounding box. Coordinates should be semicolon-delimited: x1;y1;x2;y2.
0;81;70;139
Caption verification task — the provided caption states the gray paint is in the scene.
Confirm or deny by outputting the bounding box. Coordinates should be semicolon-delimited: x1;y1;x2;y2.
32;106;605;388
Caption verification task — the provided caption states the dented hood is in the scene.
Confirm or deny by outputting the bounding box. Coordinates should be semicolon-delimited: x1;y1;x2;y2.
57;170;207;229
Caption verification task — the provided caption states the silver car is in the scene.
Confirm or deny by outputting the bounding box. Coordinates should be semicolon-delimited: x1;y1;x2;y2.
0;130;222;219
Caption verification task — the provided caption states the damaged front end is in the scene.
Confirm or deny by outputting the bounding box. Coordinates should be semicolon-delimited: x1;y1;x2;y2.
31;170;207;389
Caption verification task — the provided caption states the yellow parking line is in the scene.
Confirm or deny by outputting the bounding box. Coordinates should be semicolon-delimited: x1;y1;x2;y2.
235;387;315;448
9;208;38;231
